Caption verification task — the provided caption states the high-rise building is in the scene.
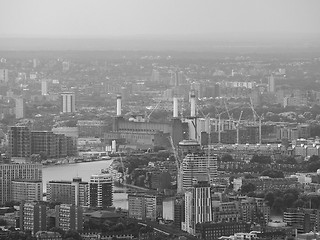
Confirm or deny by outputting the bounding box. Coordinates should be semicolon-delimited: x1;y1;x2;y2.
12;180;43;202
268;75;275;92
41;80;48;95
89;173;113;208
15;98;25;119
20;201;47;235
181;153;218;189
183;181;212;235
8;126;31;159
0;163;42;204
55;204;83;232
0;69;8;83
151;69;160;82
128;192;163;221
31;131;59;159
47;177;89;206
61;92;76;113
62;61;70;71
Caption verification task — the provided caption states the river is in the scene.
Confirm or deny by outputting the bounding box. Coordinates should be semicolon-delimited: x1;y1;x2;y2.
42;160;128;210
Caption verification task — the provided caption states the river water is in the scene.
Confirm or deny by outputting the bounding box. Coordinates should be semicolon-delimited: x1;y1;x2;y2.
42;160;128;210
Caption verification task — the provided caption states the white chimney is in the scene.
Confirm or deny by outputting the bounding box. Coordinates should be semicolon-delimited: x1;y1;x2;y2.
190;92;196;117
173;97;178;118
116;95;122;116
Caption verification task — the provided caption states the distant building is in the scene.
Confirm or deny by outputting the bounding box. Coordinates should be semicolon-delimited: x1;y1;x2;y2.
20;201;47;235
8;126;31;159
268;75;275;92
89;173;113;208
41;80;48;95
61;92;75;113
0;163;42;204
128;192;163;221
0;69;8;83
12;180;43;202
55;204;83;232
77;120;107;137
47;177;89;206
15;98;25;119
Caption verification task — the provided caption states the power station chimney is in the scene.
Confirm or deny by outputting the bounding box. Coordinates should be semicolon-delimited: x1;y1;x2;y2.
173;97;178;118
116;95;122;116
190;91;196;117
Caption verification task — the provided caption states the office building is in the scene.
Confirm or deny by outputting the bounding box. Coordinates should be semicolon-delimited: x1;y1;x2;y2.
268;75;275;92
183;181;212;235
0;163;42;204
89;173;113;208
61;92;76;113
196;221;250;240
151;69;160;82
0;69;8;83
8;126;31;159
15;98;25;119
41;80;48;95
55;204;83;232
128;192;163;221
20;201;47;235
12;180;43;202
47;177;89;206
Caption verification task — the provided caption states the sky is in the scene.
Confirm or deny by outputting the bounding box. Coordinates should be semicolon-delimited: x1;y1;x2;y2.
0;0;320;40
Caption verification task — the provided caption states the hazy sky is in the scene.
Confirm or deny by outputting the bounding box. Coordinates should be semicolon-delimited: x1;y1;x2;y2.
1;0;320;39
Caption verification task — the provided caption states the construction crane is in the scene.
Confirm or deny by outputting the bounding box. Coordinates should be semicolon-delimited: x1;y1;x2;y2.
146;99;162;122
235;111;243;144
169;136;182;193
249;100;263;144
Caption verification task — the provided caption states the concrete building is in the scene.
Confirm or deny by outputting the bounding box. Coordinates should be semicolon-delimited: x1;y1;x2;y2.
61;92;75;113
20;201;47;235
0;163;42;204
15;98;25;119
77;120;107;137
268;75;275;92
196;221;250;240
12;180;43;202
128;192;163;221
0;69;8;83
183;181;212;235
47;177;89;206
55;204;83;232
89;173;113;208
41;80;48;96
8;126;31;159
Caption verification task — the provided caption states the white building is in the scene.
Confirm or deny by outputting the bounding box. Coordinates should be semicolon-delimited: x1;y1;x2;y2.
61;92;76;113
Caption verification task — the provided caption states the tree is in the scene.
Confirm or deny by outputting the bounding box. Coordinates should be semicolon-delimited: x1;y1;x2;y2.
221;154;234;162
261;169;284;178
240;183;256;194
264;192;275;207
272;197;284;215
250;155;272;164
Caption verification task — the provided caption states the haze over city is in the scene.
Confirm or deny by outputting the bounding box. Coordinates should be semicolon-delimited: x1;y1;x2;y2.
0;0;320;50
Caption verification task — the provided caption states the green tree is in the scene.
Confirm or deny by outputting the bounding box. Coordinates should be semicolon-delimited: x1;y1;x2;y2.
264;192;275;207
240;183;256;194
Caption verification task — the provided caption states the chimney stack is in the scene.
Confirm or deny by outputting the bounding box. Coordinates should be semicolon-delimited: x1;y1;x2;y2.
116;95;122;116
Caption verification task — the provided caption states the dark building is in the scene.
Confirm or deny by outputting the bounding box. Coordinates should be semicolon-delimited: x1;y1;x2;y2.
89;173;113;208
173;195;185;230
20;201;47;235
8;126;31;158
196;221;250;240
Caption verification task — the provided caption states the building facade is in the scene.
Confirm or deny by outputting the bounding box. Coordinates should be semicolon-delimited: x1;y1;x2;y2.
89;173;113;208
0;163;42;204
